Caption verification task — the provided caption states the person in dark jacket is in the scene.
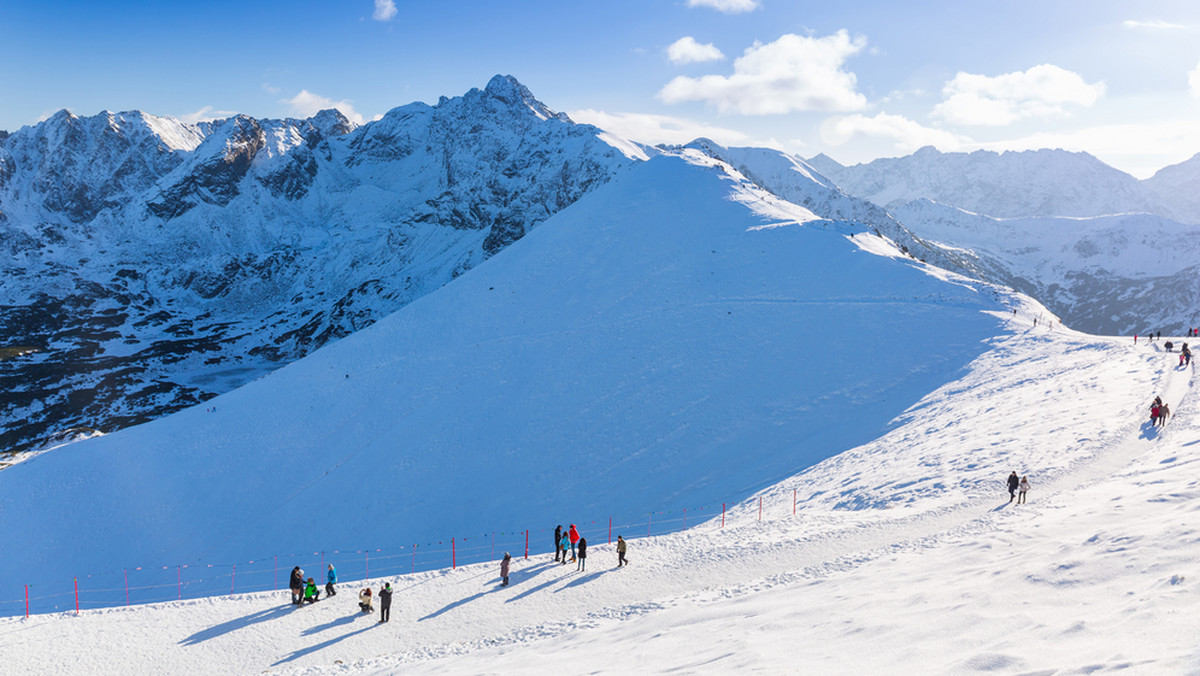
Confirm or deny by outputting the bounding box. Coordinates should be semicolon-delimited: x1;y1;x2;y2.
1007;472;1020;503
576;537;588;571
326;563;338;597
554;525;563;562
616;535;628;567
501;552;512;587
379;582;393;623
289;566;305;605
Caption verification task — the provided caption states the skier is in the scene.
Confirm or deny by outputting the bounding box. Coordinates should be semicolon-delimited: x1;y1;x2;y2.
378;582;393;623
1017;476;1030;504
577;537;588;572
568;524;580;561
616;535;628;567
302;577;320;604
554;525;563;562
358;587;373;613
500;552;512;587
1006;472;1020;503
559;529;570;566
289;566;305;605
325;563;338;597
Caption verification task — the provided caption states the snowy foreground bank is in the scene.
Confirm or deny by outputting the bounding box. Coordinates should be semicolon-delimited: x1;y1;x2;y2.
3;324;1197;674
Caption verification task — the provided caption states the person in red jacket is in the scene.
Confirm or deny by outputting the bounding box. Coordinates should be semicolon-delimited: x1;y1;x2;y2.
568;524;580;562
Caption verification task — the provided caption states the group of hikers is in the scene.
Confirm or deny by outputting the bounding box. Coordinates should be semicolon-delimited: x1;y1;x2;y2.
549;524;629;573
1006;471;1031;504
288;563;394;622
1151;396;1171;427
283;527;630;619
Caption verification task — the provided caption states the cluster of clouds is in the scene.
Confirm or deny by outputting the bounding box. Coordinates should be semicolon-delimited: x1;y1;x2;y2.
614;7;1200;167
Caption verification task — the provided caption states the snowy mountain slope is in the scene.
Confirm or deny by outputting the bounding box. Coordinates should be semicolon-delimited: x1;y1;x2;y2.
2;314;1192;674
0;151;1016;612
890;199;1200;335
808;146;1177;221
1144;151;1200;225
0;76;640;456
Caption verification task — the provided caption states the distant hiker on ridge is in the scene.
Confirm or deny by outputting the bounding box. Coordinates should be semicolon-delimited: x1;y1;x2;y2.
617;535;628;567
1017;476;1030;504
501;552;512;587
1007;472;1020;503
1158;403;1171;427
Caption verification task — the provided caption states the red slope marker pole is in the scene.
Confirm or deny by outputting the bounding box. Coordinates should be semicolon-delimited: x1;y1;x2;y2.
647;512;652;538
273;556;277;591
74;577;79;616
25;584;29;618
231;565;236;595
412;546;416;574
124;569;129;606
178;566;182;600
794;489;797;515
758;497;762;522
608;518;612;545
524;530;529;560
722;503;725;528
684;508;687;530
365;551;369;582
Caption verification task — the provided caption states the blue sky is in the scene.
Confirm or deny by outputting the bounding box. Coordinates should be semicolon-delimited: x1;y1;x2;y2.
2;0;1199;177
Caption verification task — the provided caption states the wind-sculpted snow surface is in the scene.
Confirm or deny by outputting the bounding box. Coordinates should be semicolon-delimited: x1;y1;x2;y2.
0;75;638;455
0;153;1013;611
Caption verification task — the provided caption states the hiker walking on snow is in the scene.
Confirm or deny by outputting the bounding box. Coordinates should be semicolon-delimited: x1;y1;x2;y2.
559;530;571;566
379;583;393;623
290;566;305;605
1158;403;1171;427
577;537;588;571
1007;472;1020;503
568;524;580;561
501;552;512;587
1018;476;1030;504
617;535;628;567
554;525;563;562
326;563;338;597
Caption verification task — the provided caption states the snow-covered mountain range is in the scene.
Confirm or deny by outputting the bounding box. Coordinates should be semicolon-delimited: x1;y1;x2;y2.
0;76;640;455
807;145;1200;224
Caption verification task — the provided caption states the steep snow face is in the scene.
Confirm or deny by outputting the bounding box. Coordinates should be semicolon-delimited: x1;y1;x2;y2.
1144;152;1200;225
813;146;1172;221
0;153;1012;606
0;75;638;455
890;199;1200;335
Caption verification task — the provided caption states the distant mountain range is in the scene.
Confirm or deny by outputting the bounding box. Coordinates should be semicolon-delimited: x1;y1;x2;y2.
2;75;1198;456
807;146;1200;224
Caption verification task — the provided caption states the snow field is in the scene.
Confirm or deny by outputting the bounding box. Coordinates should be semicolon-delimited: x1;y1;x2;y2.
3;326;1195;674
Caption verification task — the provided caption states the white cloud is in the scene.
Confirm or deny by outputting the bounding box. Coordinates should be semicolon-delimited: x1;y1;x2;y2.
932;64;1105;126
178;106;240;124
667;37;725;65
686;0;760;14
820;112;970;152
372;0;397;21
261;83;281;95
1190;61;1200;98
569;109;776;149
1122;19;1185;30
282;90;365;125
658;31;868;115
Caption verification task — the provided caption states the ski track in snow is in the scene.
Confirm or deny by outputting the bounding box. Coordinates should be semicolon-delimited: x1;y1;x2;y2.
4;321;1198;674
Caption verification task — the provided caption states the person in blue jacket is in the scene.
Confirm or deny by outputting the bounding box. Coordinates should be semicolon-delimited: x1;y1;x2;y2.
559;530;570;566
325;563;338;597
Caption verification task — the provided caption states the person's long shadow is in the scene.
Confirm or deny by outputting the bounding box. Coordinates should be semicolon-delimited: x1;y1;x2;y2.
179;602;295;645
1139;421;1160;440
555;568;611;591
302;611;359;636
270;624;376;666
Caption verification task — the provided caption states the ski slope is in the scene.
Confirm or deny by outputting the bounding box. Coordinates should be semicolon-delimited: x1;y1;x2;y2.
2;326;1195;674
